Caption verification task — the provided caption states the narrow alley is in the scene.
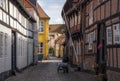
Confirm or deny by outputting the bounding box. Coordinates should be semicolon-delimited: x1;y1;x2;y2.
5;57;95;81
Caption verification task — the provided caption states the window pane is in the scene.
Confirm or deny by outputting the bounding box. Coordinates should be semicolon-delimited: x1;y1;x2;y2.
39;21;44;32
106;26;112;45
113;24;120;44
3;12;6;23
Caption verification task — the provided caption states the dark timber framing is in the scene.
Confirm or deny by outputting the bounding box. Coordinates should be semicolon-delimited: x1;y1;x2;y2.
62;0;120;80
0;0;36;81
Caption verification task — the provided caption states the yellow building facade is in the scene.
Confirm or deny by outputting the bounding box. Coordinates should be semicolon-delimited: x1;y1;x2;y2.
37;4;50;60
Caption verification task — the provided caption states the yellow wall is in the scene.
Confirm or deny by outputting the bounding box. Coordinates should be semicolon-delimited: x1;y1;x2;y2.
38;19;49;59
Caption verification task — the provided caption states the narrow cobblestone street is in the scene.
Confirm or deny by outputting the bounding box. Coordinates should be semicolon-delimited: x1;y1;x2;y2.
5;57;95;81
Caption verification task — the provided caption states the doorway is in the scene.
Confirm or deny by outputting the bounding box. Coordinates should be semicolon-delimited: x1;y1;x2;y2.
97;23;106;74
11;31;16;71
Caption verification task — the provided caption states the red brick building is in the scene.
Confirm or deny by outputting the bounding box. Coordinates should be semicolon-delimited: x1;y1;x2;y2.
62;0;120;81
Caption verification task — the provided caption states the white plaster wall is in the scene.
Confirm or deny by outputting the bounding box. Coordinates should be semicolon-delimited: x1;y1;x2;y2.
0;24;11;73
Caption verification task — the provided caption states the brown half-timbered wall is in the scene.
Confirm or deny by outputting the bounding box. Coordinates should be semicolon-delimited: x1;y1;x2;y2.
63;0;120;80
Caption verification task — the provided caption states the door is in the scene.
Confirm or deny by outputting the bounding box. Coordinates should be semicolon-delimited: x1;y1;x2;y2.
97;23;106;74
12;31;16;71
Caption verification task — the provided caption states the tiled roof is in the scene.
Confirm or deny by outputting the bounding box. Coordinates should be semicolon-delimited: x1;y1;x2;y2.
37;4;50;19
17;0;36;22
20;0;40;19
49;24;66;33
20;0;35;8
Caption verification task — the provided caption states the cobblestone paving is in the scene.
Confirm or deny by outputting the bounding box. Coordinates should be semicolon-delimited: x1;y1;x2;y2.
5;57;95;81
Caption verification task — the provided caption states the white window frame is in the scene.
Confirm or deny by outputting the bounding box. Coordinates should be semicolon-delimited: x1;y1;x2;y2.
9;2;14;16
39;21;44;32
39;42;44;54
3;12;6;23
14;6;17;18
88;32;93;50
113;24;120;44
106;26;112;45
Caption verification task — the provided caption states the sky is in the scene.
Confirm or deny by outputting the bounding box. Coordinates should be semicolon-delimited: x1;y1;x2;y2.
38;0;66;24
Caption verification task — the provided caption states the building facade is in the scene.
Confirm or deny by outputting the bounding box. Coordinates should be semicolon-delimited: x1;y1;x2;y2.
20;0;40;65
62;0;120;81
55;35;65;58
49;24;66;56
37;4;50;60
0;0;38;80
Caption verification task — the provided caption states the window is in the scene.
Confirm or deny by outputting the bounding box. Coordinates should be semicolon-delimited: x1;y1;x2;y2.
39;21;44;32
14;6;17;18
88;33;93;50
9;2;14;16
106;26;112;45
3;12;6;23
113;24;120;44
88;32;94;50
39;42;44;54
89;2;93;25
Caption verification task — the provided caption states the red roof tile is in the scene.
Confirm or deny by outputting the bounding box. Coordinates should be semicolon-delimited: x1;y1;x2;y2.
37;4;50;19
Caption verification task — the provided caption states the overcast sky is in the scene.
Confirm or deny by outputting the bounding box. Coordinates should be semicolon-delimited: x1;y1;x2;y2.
38;0;66;24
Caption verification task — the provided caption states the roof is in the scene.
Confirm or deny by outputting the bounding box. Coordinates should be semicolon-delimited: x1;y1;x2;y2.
49;24;66;34
20;0;35;8
16;0;36;22
37;4;50;19
20;0;40;18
